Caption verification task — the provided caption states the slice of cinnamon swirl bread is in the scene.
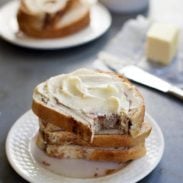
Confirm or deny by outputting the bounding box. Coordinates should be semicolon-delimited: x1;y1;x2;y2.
17;0;90;38
36;132;146;163
32;68;145;142
39;119;151;147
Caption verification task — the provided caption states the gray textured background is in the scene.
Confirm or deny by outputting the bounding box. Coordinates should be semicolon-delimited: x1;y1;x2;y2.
0;0;183;182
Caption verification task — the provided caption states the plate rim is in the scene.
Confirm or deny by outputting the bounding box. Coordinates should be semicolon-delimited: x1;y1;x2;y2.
6;110;165;183
0;0;112;50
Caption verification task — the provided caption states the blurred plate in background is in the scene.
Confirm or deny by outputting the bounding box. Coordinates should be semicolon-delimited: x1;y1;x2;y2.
0;1;111;49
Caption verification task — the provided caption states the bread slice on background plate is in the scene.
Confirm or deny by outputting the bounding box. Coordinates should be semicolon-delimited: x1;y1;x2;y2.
39;119;151;147
36;133;146;163
17;0;90;38
32;68;145;142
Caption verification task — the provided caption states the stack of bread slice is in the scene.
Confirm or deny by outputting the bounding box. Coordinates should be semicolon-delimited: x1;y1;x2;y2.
17;0;90;38
33;68;151;162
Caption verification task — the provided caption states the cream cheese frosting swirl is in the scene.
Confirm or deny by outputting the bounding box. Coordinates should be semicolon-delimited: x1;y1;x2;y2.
36;69;142;115
23;0;69;14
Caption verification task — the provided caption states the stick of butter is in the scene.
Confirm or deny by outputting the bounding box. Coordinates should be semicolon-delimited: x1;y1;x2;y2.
146;23;179;65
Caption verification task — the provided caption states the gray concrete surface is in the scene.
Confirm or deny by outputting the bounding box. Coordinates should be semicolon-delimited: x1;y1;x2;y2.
0;0;183;182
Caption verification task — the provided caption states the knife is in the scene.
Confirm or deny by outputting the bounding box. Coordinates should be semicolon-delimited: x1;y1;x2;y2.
102;59;183;100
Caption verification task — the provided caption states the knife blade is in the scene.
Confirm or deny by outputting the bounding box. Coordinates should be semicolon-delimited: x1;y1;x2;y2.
103;60;183;100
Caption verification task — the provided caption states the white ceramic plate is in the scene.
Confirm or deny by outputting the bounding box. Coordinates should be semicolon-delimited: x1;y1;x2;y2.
0;1;111;49
6;110;164;183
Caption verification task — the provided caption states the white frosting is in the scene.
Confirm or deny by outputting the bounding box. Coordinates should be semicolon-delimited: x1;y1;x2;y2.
56;0;89;27
36;69;142;115
23;0;69;14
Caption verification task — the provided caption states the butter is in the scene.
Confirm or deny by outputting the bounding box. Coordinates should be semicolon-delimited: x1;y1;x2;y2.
62;76;87;97
36;69;143;115
107;96;120;113
146;23;179;65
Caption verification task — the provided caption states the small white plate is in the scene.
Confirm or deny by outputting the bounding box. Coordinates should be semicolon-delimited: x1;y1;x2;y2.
0;1;111;49
6;110;164;183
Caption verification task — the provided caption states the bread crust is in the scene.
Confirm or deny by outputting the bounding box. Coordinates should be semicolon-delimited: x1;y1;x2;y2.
40;120;151;147
17;0;90;38
88;144;146;162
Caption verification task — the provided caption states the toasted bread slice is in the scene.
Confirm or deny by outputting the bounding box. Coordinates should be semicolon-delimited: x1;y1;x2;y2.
32;69;145;142
36;133;146;162
17;0;90;38
39;119;151;147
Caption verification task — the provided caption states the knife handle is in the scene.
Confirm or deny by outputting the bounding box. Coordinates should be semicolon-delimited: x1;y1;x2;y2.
168;86;183;100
